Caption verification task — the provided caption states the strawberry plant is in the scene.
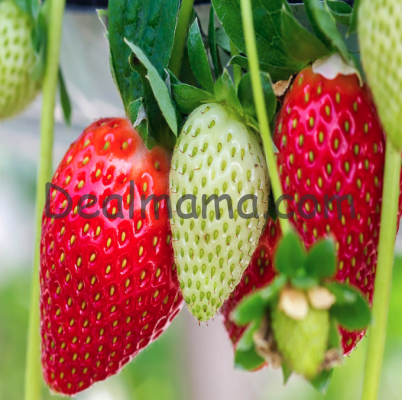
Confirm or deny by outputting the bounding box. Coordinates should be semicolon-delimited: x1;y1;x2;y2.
0;0;71;122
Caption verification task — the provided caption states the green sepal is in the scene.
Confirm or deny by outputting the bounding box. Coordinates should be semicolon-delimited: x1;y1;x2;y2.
281;3;329;63
58;67;72;126
229;55;297;82
215;27;231;53
172;83;214;114
303;0;351;63
309;368;333;394
128;98;149;145
305;238;336;279
214;69;243;115
327;282;371;330
347;0;360;36
11;0;37;19
188;19;215;93
328;316;341;350
232;275;287;326
97;9;109;36
325;0;352;26
238;72;277;122
126;39;178;137
275;231;306;278
234;318;266;371
291;276;319;290
208;6;222;78
282;363;293;384
267;191;278;221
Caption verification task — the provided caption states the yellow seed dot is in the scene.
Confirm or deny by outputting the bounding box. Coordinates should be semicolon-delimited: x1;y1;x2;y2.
122;259;127;269
95;293;100;301
143;182;147;192
84;223;90;233
96;169;102;178
153;289;159;298
156;268;161;278
121;232;126;242
122;141;129;150
69;319;74;326
77;256;82;267
106;265;111;274
90;253;96;262
82;156;89;165
97;312;102;320
60;252;65;262
70;235;76;245
111;305;116;313
78;180;85;189
110;286;115;296
81;301;86;310
139;246;144;256
66;273;71;282
96;226;101;236
91;276;96;285
60;226;65;236
104;141;110;150
84;139;90;147
140;271;146;280
78;282;83;291
153;236;158;246
73;206;78;215
65;176;71;185
107;238;112;248
67;156;72;164
125;278;130;288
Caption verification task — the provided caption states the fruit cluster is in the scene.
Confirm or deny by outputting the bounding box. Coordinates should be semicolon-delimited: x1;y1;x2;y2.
6;0;401;397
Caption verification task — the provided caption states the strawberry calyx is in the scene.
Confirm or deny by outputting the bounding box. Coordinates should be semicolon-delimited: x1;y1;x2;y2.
170;16;278;134
231;231;371;391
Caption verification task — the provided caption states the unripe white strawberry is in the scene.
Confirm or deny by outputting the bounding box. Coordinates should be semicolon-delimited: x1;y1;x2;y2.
359;0;402;150
169;103;270;322
0;0;40;119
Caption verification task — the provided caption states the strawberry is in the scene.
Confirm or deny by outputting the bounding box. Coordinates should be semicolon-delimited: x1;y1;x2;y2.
169;102;270;322
40;118;182;395
0;0;40;119
358;0;402;151
221;219;281;349
274;62;402;354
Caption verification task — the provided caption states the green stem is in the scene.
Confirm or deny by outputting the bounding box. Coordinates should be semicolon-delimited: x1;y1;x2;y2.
361;144;401;400
169;0;195;77
230;40;242;89
240;0;290;235
24;1;66;399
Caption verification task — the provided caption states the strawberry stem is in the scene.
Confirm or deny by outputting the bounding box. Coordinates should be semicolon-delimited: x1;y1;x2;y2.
230;40;242;89
24;1;66;399
169;0;195;77
361;144;401;400
240;0;290;235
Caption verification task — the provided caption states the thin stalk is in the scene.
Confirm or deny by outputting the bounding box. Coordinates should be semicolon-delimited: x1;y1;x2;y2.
24;1;66;399
361;144;401;400
230;40;242;89
169;0;195;77
240;0;290;235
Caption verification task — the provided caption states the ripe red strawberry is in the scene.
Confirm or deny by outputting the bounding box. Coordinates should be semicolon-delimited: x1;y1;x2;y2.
274;65;402;354
221;219;281;349
40;118;182;395
222;65;402;361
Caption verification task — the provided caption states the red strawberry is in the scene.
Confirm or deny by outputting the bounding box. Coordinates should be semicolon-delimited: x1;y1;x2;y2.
40;118;182;395
274;65;402;354
222;65;402;360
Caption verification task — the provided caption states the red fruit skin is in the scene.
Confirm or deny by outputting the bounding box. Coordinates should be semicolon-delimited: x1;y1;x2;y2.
222;67;402;359
274;67;402;354
221;219;281;348
40;118;182;395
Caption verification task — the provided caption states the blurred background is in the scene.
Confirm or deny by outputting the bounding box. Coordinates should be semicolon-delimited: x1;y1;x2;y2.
0;1;401;399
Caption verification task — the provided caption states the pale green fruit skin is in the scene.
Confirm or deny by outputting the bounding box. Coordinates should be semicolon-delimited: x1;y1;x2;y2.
169;103;270;322
272;307;329;379
0;0;40;119
359;0;402;150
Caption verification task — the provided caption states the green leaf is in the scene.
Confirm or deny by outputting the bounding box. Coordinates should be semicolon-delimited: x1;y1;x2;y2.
216;27;231;53
214;69;243;114
97;9;109;34
209;6;222;78
232;275;286;325
304;0;351;63
327;283;371;330
310;368;333;393
108;0;179;114
305;239;336;279
58;67;72;126
12;0;31;18
238;72;276;122
325;0;352;26
212;0;304;75
347;0;360;36
274;231;306;278
229;55;296;82
282;363;293;384
281;4;329;63
172;83;213;114
188;19;215;93
234;319;266;371
126;40;178;137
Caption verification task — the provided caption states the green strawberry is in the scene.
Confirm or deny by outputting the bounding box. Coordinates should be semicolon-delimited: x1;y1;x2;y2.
358;0;402;150
169;102;270;321
272;300;330;379
0;0;40;119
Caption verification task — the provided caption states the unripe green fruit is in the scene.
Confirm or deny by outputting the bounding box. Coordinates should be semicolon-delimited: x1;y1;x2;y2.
359;0;402;150
272;306;329;379
0;0;40;119
169;103;270;322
